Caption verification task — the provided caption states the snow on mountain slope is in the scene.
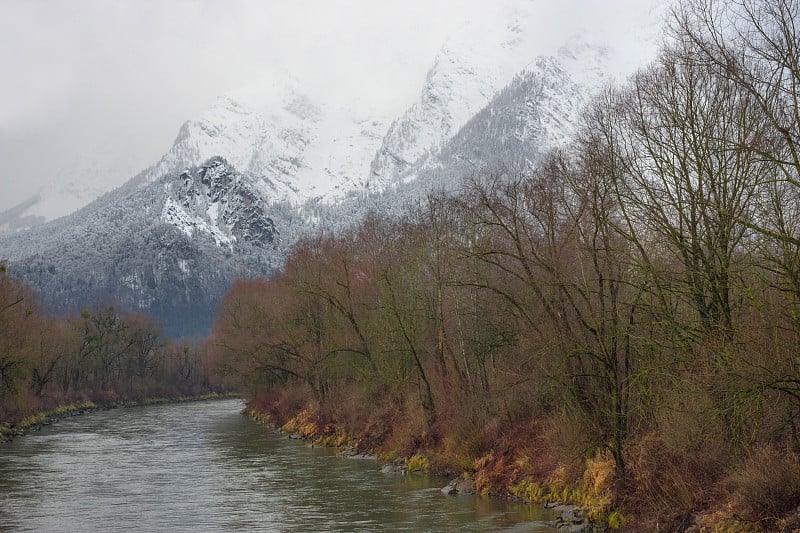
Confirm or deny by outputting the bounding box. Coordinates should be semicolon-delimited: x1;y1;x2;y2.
369;46;611;207
0;156;283;337
435;52;597;175
369;3;663;189
0;153;141;233
142;74;396;206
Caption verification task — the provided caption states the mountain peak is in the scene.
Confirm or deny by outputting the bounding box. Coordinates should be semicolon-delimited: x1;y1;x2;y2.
367;10;627;190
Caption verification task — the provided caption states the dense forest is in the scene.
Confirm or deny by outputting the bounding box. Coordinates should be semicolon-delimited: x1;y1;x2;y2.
211;1;800;530
0;262;221;431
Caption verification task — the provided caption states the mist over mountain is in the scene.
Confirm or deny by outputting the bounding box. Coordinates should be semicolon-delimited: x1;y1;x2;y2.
0;5;663;337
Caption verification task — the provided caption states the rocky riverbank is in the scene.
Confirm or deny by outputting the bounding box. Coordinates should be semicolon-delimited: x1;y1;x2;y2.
244;401;607;532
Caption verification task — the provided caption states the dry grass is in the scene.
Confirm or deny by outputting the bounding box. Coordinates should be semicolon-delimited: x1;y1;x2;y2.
543;410;596;485
470;416;560;497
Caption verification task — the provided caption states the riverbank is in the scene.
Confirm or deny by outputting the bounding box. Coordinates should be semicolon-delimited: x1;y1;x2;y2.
243;394;610;532
243;390;800;532
0;392;238;443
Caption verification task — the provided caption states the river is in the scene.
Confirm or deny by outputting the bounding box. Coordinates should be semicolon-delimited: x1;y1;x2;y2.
0;398;557;532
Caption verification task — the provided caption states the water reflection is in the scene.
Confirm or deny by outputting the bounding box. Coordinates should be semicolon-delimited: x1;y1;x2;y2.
0;399;556;532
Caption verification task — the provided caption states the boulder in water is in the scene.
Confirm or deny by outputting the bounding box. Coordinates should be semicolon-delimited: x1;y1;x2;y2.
441;478;474;495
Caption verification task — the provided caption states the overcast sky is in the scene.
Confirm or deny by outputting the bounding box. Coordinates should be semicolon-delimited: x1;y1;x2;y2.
0;0;668;213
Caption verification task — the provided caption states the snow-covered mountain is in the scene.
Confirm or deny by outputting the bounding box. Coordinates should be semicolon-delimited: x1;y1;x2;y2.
367;4;655;191
369;11;545;186
384;43;613;195
134;74;396;206
0;4;665;337
133;23;634;211
1;157;287;337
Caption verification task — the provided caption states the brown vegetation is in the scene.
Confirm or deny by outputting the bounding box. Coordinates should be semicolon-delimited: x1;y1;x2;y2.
0;263;222;430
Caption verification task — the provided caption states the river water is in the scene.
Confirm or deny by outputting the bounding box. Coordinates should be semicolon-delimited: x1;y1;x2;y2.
0;398;557;532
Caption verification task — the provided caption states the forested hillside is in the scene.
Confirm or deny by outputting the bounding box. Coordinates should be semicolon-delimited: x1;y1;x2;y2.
211;1;800;530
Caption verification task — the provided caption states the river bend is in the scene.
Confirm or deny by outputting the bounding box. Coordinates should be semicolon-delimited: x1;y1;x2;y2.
0;399;556;532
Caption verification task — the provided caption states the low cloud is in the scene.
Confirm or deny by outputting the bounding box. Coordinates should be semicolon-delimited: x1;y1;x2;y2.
0;0;666;211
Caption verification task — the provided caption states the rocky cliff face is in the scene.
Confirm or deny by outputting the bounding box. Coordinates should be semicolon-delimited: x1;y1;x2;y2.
163;157;278;247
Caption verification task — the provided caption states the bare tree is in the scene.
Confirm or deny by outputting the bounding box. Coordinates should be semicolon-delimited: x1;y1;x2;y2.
674;0;800;294
607;43;767;338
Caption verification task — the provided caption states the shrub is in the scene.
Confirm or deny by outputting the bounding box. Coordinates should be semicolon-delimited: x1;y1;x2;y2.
729;445;800;527
626;431;721;518
407;454;430;473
